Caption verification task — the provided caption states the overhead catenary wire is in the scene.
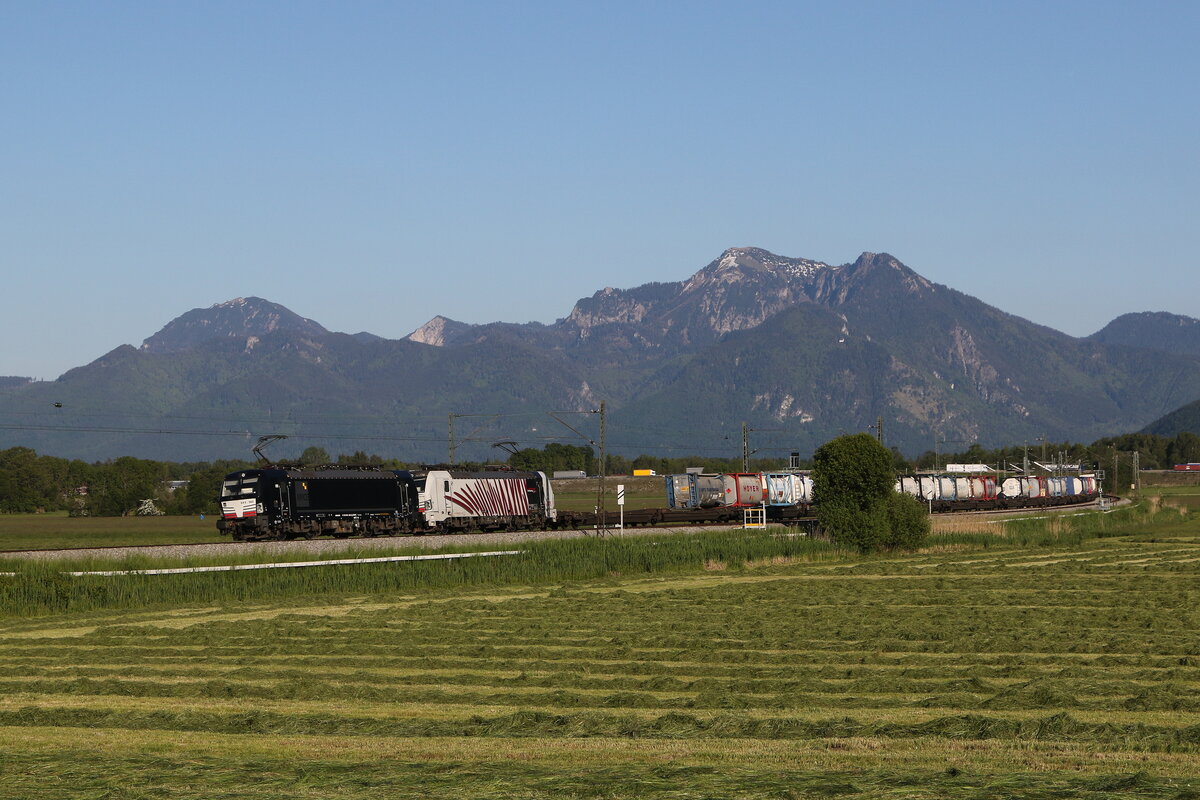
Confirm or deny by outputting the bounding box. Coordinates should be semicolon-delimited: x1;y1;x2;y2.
0;422;809;461
0;404;821;461
0;423;449;443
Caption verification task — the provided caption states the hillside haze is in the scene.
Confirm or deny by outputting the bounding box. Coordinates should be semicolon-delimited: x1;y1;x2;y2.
4;248;1200;462
1088;312;1200;357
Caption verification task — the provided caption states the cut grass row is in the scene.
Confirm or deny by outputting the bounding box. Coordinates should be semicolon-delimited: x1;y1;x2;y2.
5;659;1198;686
2;678;1197;715
7;692;1200;730
8;728;1200;800
5;704;1200;751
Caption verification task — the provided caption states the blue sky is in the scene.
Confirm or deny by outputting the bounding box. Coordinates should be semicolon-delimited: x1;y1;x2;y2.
3;1;1197;379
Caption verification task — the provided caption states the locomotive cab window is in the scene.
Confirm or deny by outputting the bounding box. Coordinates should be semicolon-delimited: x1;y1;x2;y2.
221;477;258;498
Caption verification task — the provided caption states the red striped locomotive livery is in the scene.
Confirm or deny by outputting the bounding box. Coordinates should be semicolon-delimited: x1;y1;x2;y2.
417;469;557;532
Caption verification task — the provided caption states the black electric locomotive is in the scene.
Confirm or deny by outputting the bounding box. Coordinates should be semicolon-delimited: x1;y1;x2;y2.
218;467;420;541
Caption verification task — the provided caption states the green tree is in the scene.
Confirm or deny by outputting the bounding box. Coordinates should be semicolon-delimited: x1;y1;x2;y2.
86;457;163;516
299;446;331;466
337;451;383;465
813;433;902;553
0;468;25;513
604;453;630;475
884;492;930;550
0;447;48;512
168;465;227;515
889;446;911;473
508;443;595;474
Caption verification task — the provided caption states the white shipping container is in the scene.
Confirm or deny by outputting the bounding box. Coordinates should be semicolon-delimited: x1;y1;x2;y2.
798;475;814;504
939;477;958;500
920;476;940;500
764;473;799;505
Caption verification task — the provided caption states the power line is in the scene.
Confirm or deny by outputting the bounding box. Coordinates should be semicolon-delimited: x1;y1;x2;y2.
0;423;448;443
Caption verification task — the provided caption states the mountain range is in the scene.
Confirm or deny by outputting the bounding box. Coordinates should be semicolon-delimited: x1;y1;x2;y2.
2;247;1199;462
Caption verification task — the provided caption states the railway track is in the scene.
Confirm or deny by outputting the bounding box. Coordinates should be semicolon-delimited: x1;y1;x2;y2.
0;497;1114;562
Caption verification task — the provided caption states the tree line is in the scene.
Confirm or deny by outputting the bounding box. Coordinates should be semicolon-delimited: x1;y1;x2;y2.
0;447;250;516
1;429;1196;516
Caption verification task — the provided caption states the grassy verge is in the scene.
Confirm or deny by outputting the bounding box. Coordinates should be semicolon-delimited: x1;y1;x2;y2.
0;530;851;618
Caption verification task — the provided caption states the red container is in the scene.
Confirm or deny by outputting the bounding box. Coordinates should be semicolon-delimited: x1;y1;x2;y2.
721;473;765;506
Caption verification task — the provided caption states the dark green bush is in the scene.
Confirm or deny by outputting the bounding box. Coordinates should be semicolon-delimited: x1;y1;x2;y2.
885;491;930;550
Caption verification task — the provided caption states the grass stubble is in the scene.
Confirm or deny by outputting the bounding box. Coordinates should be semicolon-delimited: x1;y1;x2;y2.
0;498;1198;798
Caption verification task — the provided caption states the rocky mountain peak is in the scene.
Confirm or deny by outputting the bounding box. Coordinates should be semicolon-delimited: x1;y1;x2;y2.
140;297;328;354
851;252;903;271
816;252;936;299
560;247;842;345
405;315;474;347
683;247;833;293
564;283;671;330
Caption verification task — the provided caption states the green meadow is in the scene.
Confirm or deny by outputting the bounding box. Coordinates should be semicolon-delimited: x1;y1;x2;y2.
0;512;224;552
0;496;1197;798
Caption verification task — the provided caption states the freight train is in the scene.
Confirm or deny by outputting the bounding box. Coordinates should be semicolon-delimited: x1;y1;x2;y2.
894;474;1100;512
664;471;1100;515
217;465;1101;541
217;466;559;541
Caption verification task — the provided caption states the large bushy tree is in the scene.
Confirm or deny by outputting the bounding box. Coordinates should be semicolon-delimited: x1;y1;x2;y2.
86;456;164;516
299;446;332;466
508;443;596;475
813;433;928;552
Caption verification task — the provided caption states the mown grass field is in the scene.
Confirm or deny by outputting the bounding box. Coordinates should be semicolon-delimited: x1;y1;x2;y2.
1;499;1198;798
0;512;225;551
